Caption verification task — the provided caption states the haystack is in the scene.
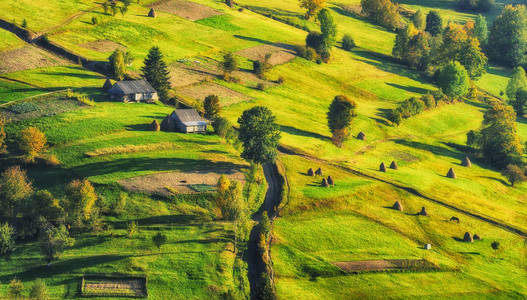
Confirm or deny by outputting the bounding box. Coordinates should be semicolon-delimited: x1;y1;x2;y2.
321;178;329;187
473;234;481;240
419;206;428;216
307;168;314;176
389;161;398;170
379;162;386;172
327;176;334;186
315;168;322;176
462;156;472;167
393;201;403;211
463;232;473;243
103;78;112;91
447;168;456;179
151;120;160;131
357;131;365;140
148;8;156;17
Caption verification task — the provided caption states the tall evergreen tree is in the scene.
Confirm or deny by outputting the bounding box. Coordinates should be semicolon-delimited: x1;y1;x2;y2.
488;5;527;67
141;47;171;101
473;14;488;45
425;10;443;36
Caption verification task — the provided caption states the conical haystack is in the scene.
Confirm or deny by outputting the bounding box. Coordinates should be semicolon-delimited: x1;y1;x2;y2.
151;120;160;131
315;168;322;176
463;232;473;243
379;162;386;172
462;156;472;167
148;8;156;17
357;131;365;140
307;168;314;176
389;161;398;170
327;176;334;186
419;206;428;216
393;201;403;211
103;78;112;91
321;178;329;187
447;168;456;179
473;234;481;240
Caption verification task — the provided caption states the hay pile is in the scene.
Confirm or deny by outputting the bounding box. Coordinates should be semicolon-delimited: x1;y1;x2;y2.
447;168;456;179
321;178;329;187
393;201;403;211
357;132;365;140
463;232;473;243
419;207;428;216
462;156;472;167
389;161;398;170
151;120;160;131
315;168;322;176
379;162;386;172
148;8;156;17
327;176;334;186
473;234;481;240
307;168;314;176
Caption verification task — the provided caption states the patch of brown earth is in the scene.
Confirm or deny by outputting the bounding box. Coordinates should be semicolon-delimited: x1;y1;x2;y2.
80;40;126;52
169;62;219;87
235;43;297;66
333;260;395;272
177;82;250;106
0;45;67;74
119;169;245;196
151;0;222;21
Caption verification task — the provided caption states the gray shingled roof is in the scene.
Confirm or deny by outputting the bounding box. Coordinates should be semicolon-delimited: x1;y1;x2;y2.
111;80;156;94
172;109;207;126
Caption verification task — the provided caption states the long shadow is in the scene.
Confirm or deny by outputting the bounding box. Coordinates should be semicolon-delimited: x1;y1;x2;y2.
386;82;430;94
110;214;201;229
0;254;128;282
478;175;510;186
241;5;300;18
280;125;330;141
393;139;463;160
36;72;104;79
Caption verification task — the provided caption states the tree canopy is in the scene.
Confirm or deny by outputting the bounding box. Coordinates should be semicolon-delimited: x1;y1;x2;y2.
141;46;171;101
488;5;527;67
361;0;400;31
237;106;281;164
425;10;442;36
327;95;357;146
299;0;326;19
438;61;470;99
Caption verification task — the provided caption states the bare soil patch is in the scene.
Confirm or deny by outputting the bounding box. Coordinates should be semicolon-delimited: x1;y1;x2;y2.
119;169;246;196
177;82;250;106
334;259;438;273
80;40;125;53
151;0;222;21
236;43;297;66
0;45;67;74
82;277;146;297
169;61;219;87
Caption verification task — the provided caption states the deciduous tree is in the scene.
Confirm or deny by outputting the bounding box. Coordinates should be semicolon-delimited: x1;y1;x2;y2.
152;232;167;250
0;223;15;259
204;95;221;119
299;0;326;19
237;107;281;164
502;164;526;186
438;61;469;99
108;49;126;80
19;127;46;162
488;5;527;67
39;223;74;263
506;67;527;100
0;166;33;219
318;8;337;51
327;95;357;147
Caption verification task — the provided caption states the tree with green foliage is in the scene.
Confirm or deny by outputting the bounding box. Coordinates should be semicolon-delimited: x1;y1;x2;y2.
120;5;128;16
0;223;15;259
361;0;400;31
342;34;355;51
152;232;167;250
438;61;469;99
513;89;527;117
473;14;488;45
64;179;97;227
215;178;245;221
108;49;126;80
204;95;221;119
425;10;443;36
0;117;6;153
506;67;527;101
127;221;138;238
32;190;65;225
502;164;527;186
39;223;74;264
237;106;281;164
318;8;337;51
19;127;46;162
141;46;171;101
8;278;23;299
253;54;272;79
30;279;49;300
306;31;324;54
327;95;357;147
220;52;238;80
412;9;425;30
299;0;326;19
0;166;33;219
102;1;109;14
488;5;527;67
479;102;523;168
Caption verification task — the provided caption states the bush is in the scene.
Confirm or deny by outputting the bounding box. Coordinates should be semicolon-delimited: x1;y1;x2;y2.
342;34;355;51
256;83;266;90
421;94;436;109
306;31;324;53
204;95;221;119
19;127;46;162
91;16;98;25
277;76;285;84
30;279;49;300
253;54;272;79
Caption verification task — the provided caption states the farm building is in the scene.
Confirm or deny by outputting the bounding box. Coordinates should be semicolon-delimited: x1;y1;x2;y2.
162;109;208;133
107;80;158;103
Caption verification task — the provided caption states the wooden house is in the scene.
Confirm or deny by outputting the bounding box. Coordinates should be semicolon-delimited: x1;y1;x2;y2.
163;109;208;133
108;80;158;103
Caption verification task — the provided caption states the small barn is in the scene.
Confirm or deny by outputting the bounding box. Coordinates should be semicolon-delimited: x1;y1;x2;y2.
108;80;158;103
165;109;208;133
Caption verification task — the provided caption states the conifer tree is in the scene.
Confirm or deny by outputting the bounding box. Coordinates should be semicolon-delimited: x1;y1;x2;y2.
141;47;171;101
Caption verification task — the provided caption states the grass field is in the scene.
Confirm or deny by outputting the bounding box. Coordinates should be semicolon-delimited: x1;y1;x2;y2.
0;29;24;52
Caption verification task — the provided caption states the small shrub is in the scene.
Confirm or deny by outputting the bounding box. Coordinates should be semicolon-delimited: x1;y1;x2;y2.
277;76;285;84
238;7;244;12
256;83;266;91
91;16;98;25
342;34;355;51
421;94;436;109
41;154;60;166
21;19;27;28
127;221;137;238
9;278;23;299
30;279;49;300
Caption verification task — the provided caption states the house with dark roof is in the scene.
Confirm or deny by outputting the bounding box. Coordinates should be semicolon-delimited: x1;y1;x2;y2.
107;80;158;103
162;109;208;133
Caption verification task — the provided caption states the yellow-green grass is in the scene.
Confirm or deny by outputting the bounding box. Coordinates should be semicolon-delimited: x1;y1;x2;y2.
273;154;527;299
475;65;512;99
0;0;96;32
0;189;239;299
0;78;44;104
0;29;24;52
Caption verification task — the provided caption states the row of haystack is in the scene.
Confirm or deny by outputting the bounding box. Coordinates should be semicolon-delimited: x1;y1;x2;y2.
307;167;335;187
380;156;472;179
379;161;398;172
307;167;323;176
391;201;428;216
463;232;481;243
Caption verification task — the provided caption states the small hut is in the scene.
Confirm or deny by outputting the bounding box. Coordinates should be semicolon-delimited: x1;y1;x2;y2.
321;178;329;187
307;168;314;176
424;244;432;250
419;207;428;216
462;156;472;167
389;161;398;170
379;162;386;172
463;232;473;243
315;168;322;176
392;201;403;211
357;131;365;140
102;78;112;91
473;234;481;240
327;176;334;186
151;120;160;131
447;168;456;179
148;8;156;17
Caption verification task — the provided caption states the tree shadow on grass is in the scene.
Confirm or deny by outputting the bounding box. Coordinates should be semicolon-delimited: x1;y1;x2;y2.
386;82;430;94
280;125;330;141
111;214;201;229
36;72;104;80
374;108;393;126
393;139;462;160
